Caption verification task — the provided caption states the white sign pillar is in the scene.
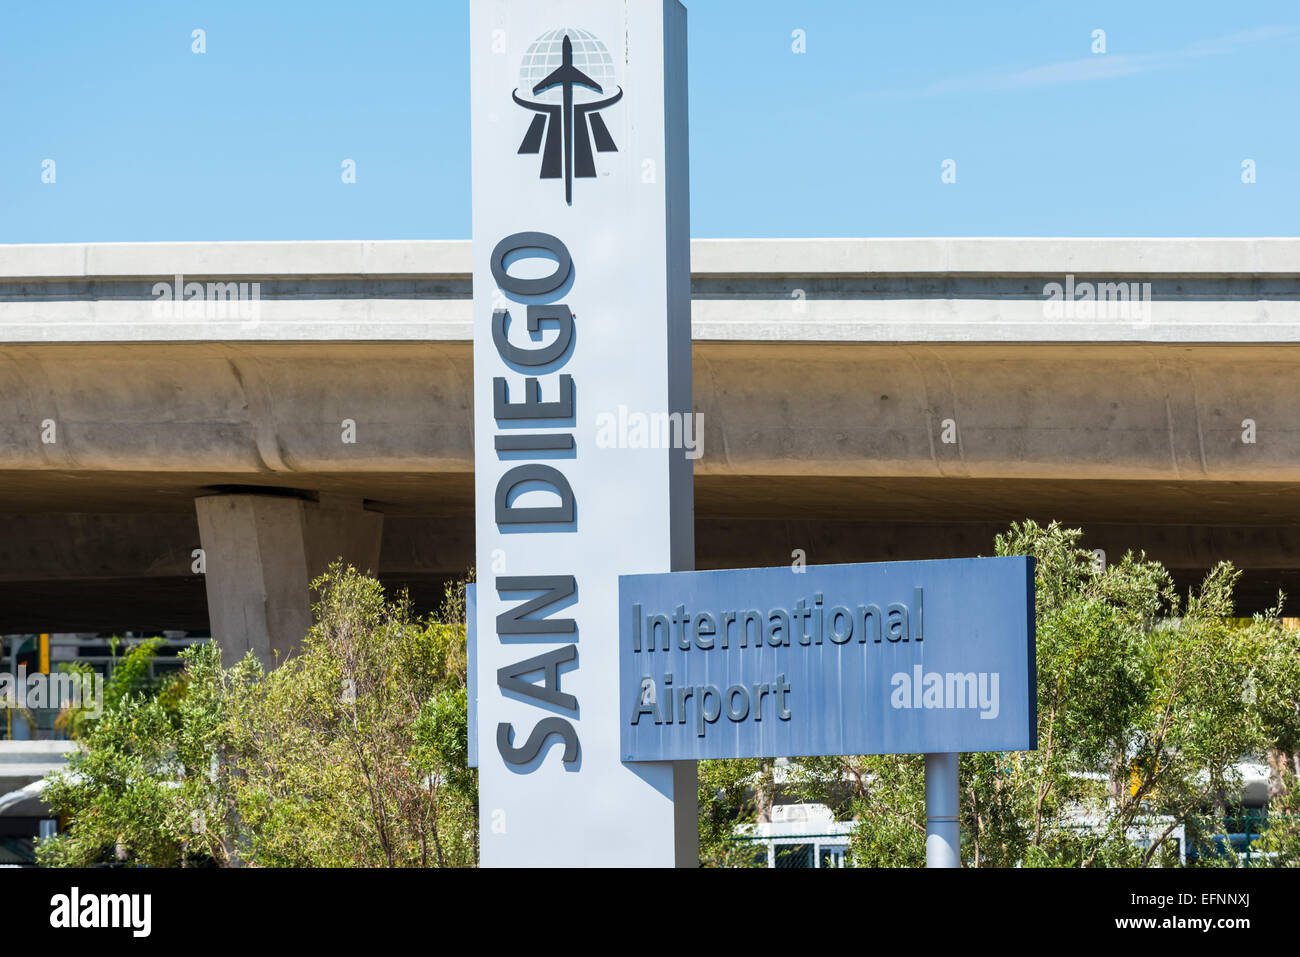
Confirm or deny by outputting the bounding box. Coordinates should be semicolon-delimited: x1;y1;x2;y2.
470;1;696;866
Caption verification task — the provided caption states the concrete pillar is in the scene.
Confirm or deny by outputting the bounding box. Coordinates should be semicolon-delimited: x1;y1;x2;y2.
195;494;382;668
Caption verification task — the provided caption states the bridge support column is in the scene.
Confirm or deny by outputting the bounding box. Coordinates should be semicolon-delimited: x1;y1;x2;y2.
195;494;382;669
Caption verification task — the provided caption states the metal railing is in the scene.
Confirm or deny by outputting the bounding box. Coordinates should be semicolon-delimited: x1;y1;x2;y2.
727;833;852;868
725;813;1300;868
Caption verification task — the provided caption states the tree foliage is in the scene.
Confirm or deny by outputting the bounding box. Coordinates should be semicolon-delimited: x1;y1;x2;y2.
38;522;1300;868
704;521;1300;868
38;639;237;867
231;566;476;867
39;565;476;868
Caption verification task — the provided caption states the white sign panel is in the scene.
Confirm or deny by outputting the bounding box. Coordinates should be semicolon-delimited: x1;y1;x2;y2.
470;0;695;866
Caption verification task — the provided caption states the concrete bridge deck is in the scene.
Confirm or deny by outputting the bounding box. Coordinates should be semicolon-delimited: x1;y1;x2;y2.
1;239;1298;650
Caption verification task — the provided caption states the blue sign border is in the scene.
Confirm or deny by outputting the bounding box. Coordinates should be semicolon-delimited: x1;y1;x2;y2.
619;556;1036;761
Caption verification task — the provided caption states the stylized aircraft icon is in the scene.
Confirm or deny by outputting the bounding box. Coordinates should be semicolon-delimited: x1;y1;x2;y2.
514;34;623;204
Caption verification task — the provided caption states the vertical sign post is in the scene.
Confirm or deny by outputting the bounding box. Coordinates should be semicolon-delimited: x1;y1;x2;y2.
924;752;961;867
470;1;696;866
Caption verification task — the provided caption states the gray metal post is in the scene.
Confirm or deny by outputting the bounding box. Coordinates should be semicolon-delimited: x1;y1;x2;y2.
924;752;960;867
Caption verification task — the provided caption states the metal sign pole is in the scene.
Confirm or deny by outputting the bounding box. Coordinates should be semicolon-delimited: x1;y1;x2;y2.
924;752;961;867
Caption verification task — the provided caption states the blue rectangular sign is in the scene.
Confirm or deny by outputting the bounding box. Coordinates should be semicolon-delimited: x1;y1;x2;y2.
619;557;1036;761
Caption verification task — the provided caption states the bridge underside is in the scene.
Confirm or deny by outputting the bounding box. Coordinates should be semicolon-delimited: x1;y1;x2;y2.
2;339;1298;634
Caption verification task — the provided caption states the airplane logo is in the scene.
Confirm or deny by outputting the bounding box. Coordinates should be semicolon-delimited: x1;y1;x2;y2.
513;33;623;205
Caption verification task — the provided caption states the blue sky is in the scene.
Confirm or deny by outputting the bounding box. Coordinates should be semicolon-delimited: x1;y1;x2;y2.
2;0;1297;241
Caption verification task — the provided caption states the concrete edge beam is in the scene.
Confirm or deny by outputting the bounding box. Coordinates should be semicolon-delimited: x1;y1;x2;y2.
4;238;1300;281
4;296;1298;345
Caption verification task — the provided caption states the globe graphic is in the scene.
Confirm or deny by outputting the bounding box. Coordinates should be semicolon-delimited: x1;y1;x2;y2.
520;27;617;103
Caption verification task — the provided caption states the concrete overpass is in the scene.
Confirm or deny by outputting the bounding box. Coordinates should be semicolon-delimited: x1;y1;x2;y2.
2;238;1299;661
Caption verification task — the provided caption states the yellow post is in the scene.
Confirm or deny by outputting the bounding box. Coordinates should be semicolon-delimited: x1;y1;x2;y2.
39;634;50;675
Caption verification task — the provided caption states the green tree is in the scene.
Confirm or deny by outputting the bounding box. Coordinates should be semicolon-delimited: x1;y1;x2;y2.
38;525;1300;869
1255;760;1300;866
38;639;239;867
705;521;1300;869
230;565;477;867
40;566;477;868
